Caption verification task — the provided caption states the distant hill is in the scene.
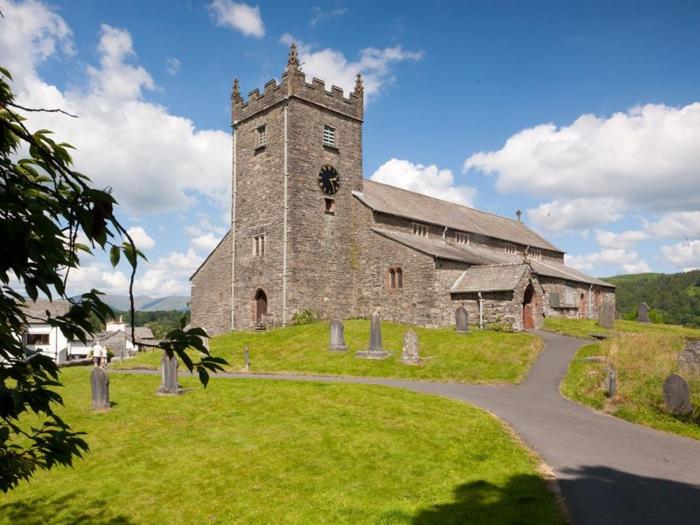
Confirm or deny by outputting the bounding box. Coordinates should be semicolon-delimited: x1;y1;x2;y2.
98;295;190;312
603;270;700;327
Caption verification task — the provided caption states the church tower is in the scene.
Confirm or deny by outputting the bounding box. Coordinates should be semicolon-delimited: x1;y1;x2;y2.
230;44;364;329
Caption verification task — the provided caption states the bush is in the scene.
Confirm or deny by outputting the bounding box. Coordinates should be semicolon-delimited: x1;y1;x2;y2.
292;309;318;325
486;322;514;333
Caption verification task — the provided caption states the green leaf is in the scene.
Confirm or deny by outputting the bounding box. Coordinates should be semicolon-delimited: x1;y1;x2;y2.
198;368;209;388
109;245;120;267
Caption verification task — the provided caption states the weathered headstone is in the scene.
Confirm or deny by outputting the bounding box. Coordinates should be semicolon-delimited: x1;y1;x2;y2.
455;306;469;333
606;365;617;398
663;373;693;416
329;320;348;351
401;329;420;364
637;302;650;323
678;337;700;377
356;311;391;360
598;302;615;329
90;366;110;411
243;345;250;371
157;353;183;395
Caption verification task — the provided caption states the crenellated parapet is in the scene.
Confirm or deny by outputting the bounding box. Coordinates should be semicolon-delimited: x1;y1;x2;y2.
232;43;364;125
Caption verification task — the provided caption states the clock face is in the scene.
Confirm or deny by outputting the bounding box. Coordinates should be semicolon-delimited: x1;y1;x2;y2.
317;165;340;195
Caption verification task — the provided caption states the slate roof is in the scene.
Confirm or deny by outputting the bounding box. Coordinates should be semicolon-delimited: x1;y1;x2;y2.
530;258;615;289
355;180;561;252
371;228;495;264
22;299;70;322
451;264;529;293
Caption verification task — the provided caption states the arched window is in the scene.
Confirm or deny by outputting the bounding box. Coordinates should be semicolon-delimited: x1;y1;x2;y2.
387;267;403;289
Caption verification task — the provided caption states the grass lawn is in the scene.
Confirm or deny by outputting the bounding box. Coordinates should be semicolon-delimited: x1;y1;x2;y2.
0;368;563;524
113;320;542;384
551;318;700;440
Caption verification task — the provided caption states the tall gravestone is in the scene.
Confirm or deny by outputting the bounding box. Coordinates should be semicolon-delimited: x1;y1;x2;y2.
157;353;183;395
329;320;348;351
678;337;700;377
663;373;692;416
598;302;615;329
90;366;110;411
356;311;391;360
455;306;469;333
401;329;420;364
637;302;650;323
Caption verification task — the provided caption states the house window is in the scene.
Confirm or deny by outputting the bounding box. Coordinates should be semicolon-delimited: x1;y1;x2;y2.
504;242;518;254
387;267;403;289
253;234;265;257
528;248;542;260
324;198;336;215
27;333;50;345
412;222;428;237
257;125;267;148
323;125;336;147
456;232;470;245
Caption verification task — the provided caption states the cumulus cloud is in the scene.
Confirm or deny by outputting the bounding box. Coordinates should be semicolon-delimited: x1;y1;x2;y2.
661;240;700;271
644;211;700;239
126;226;155;250
527;197;626;233
165;57;181;75
370;158;476;206
309;6;348;27
464;103;700;212
566;249;651;275
595;230;648;249
209;0;264;38
0;4;231;213
280;34;423;98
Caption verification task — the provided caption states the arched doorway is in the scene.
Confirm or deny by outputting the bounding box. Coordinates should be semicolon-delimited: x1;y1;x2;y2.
254;289;267;323
523;283;536;330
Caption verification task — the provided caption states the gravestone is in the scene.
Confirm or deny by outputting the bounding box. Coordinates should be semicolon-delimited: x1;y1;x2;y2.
637;302;650;323
662;373;693;416
455;306;469;333
606;365;617;398
90;366;110;411
356;311;391;360
157;353;183;395
329;320;348;351
598;302;615;329
401;329;420;364
678;337;700;377
243;345;250;371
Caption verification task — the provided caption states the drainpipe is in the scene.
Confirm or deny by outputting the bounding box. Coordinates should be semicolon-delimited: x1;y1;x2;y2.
588;284;593;319
478;292;484;329
442;226;448;241
231;121;237;330
282;100;289;326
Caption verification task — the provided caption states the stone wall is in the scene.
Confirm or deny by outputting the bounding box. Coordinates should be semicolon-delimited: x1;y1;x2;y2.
191;232;232;335
539;277;616;320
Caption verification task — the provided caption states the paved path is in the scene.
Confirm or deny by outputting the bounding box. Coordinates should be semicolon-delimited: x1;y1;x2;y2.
116;331;700;524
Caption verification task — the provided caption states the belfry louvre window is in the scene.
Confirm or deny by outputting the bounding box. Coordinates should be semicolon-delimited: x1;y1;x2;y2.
456;232;470;245
504;242;518;254
257;125;267;147
412;223;428;237
387;267;403;289
253;234;265;257
323;125;336;146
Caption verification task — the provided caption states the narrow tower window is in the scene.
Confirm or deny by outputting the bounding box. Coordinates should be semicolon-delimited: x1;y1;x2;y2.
323;125;336;147
253;234;265;257
324;198;336;215
257;125;267;148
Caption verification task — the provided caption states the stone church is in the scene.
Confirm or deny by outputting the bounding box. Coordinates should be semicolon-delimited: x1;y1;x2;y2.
190;44;615;336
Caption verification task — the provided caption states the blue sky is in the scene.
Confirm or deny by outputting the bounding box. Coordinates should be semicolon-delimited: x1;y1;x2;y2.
2;0;700;297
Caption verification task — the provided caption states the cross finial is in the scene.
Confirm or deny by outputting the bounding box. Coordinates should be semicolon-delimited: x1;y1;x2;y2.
516;209;522;222
354;73;364;95
288;42;299;67
232;78;240;100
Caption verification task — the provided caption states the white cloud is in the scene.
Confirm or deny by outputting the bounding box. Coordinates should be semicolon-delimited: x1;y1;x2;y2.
208;0;264;38
190;233;221;252
370;158;476;206
310;6;348;27
136;249;203;295
527;197;626;233
566;249;651;275
126;226;155;250
464;103;700;212
0;6;231;214
644;211;700;239
595;229;648;249
165;57;181;75
661;240;700;271
280;34;423;98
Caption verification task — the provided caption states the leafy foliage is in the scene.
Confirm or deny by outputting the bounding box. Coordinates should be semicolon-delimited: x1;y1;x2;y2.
605;270;700;328
291;309;318;325
0;66;226;492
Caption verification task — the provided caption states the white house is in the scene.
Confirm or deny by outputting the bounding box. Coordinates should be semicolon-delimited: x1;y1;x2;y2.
21;299;72;364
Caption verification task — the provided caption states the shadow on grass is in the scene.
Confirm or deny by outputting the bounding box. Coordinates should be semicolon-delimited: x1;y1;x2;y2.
412;466;700;524
411;474;558;524
0;492;133;524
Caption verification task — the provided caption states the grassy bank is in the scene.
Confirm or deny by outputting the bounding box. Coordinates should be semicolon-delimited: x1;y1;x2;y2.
0;368;563;524
114;320;542;384
551;319;700;440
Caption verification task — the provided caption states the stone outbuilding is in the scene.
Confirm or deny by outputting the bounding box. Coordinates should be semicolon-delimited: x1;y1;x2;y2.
190;45;615;335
